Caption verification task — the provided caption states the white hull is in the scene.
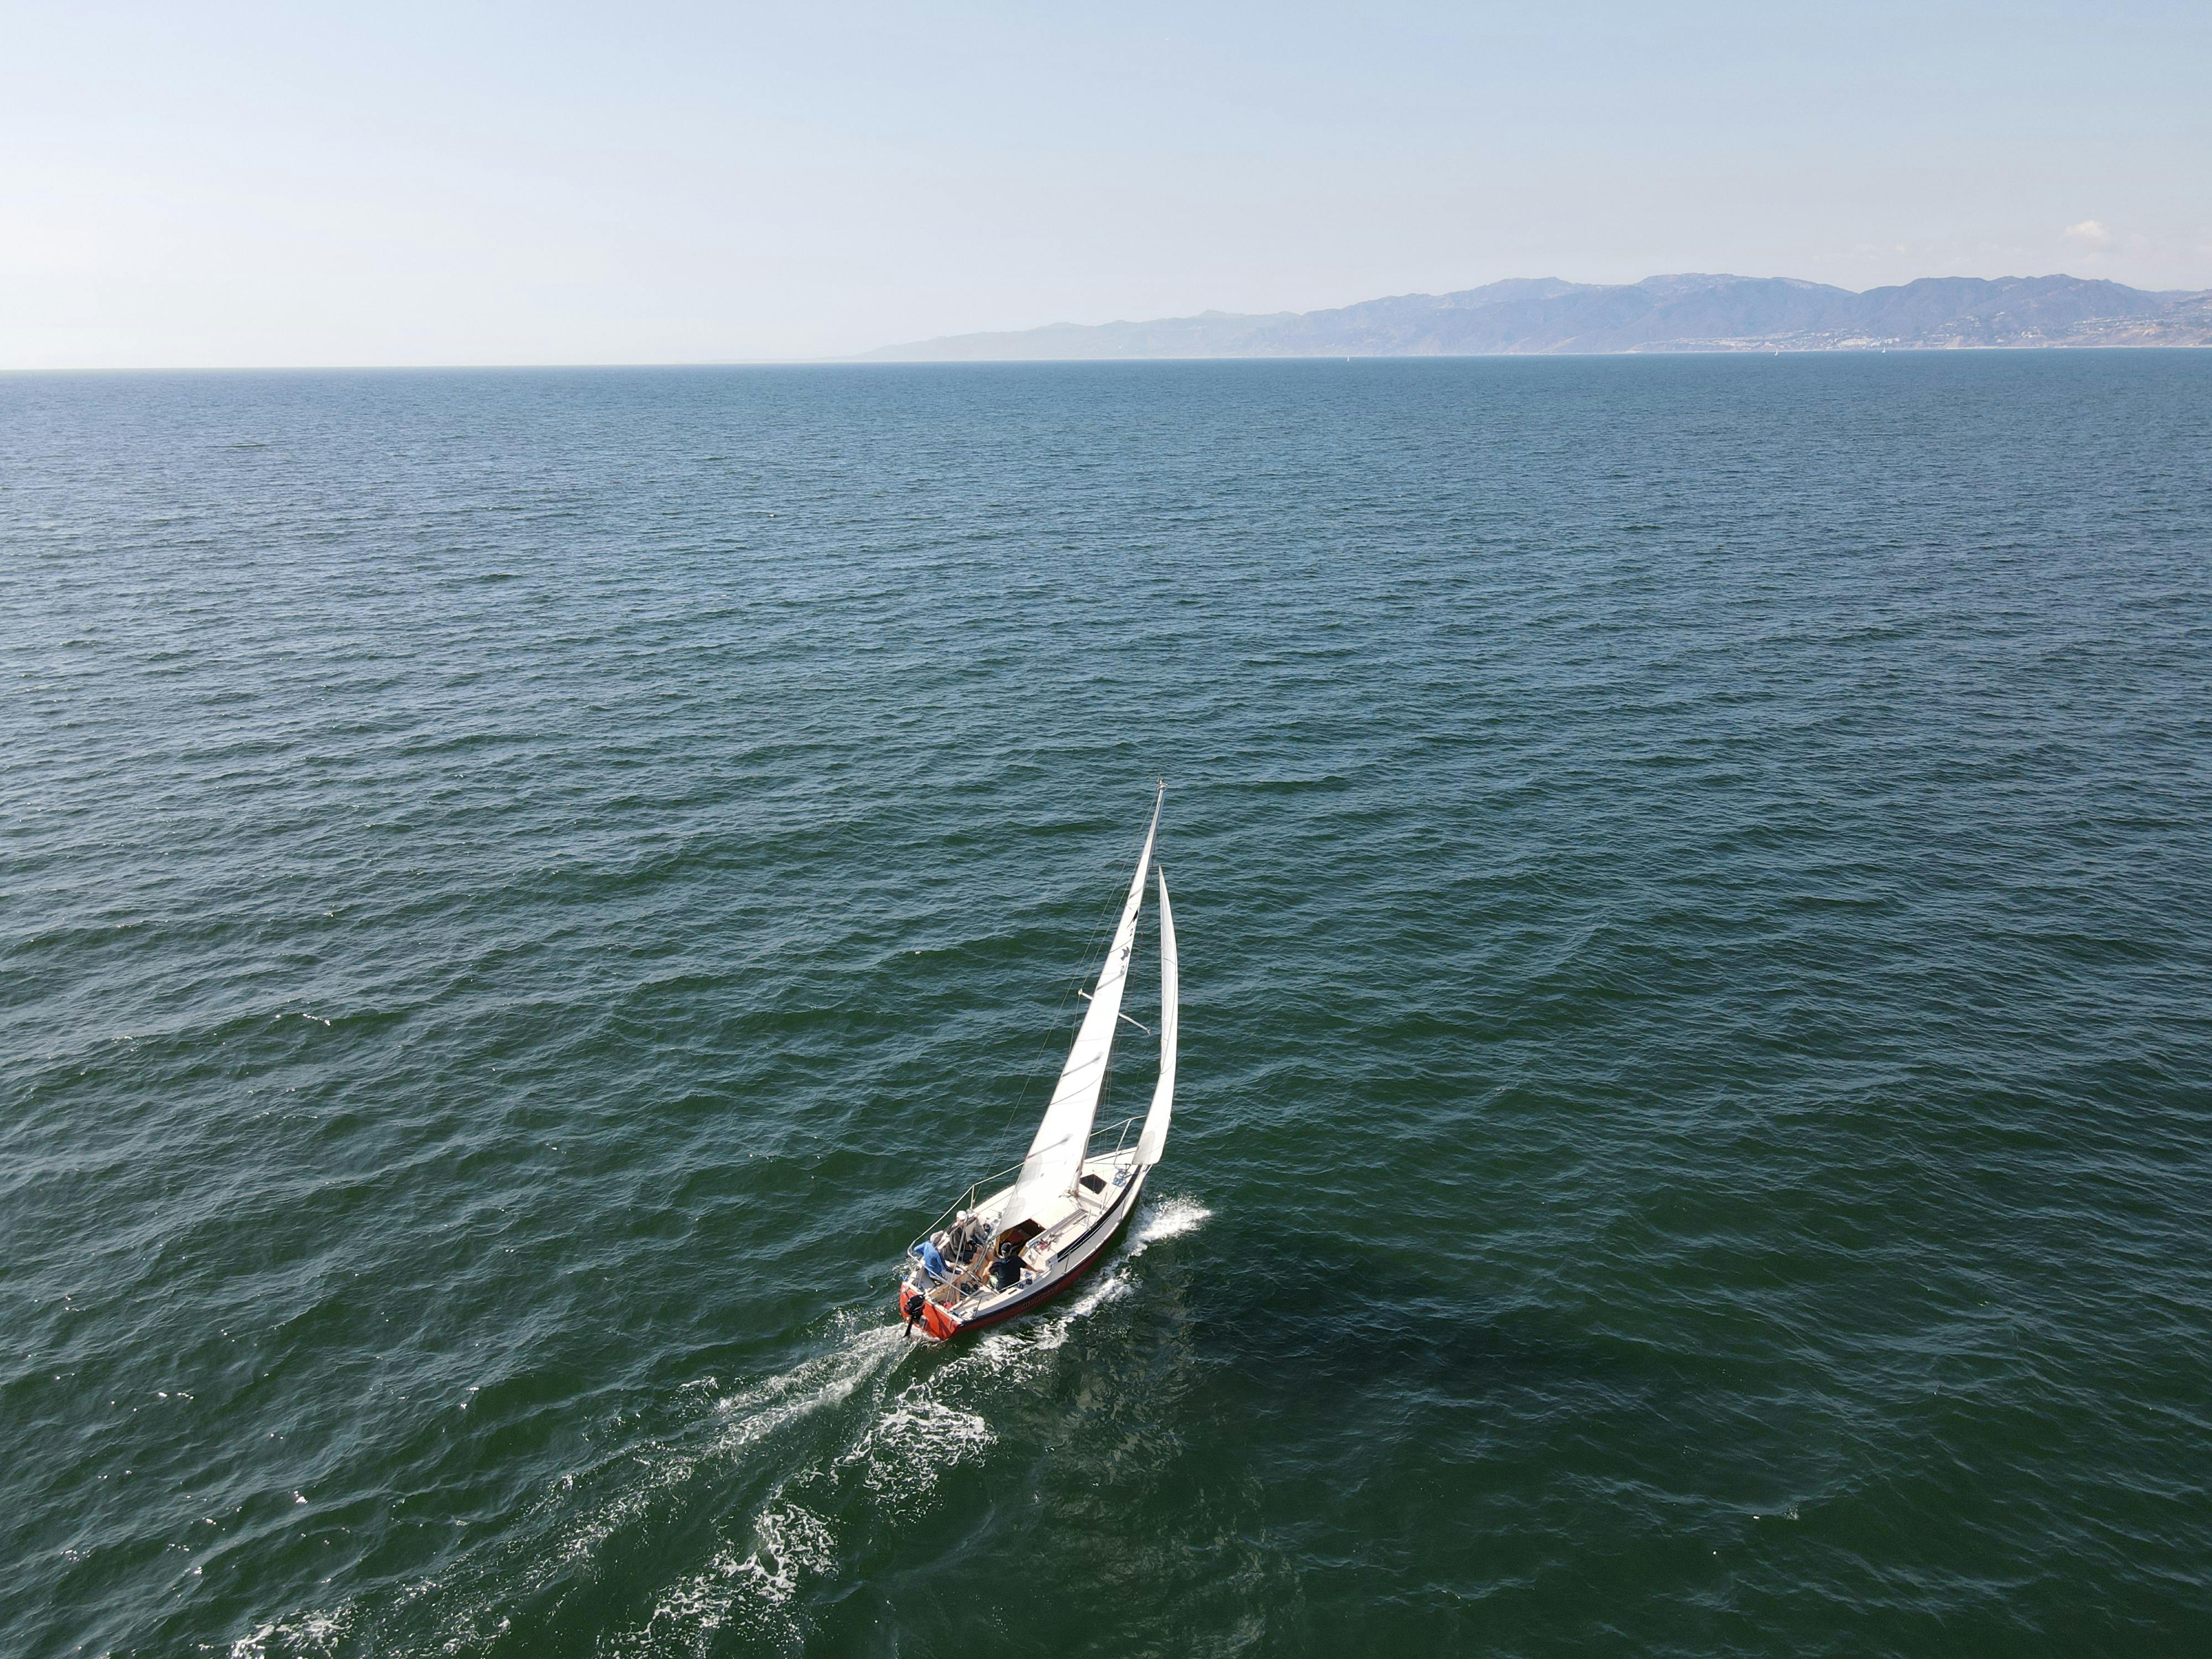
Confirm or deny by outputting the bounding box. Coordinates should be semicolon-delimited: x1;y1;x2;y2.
902;1152;1150;1339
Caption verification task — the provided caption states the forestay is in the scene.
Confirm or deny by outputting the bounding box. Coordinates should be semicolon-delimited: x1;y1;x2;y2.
1008;788;1162;1220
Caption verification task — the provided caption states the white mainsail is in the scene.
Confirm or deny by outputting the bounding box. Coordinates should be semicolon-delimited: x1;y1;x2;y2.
1008;788;1161;1220
1134;868;1176;1167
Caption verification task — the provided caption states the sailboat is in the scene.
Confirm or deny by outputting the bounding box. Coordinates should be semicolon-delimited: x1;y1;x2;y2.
898;786;1178;1342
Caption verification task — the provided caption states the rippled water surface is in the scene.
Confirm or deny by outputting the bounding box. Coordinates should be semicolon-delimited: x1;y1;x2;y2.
6;355;2211;1656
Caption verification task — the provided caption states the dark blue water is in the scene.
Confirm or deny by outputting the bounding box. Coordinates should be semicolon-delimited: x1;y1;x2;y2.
5;354;2210;1657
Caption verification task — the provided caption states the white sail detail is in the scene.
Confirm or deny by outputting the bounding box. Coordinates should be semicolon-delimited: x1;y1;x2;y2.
1009;789;1161;1219
1134;867;1176;1168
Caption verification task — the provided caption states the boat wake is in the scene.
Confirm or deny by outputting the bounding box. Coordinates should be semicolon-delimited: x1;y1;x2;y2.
226;1199;1208;1658
608;1196;1208;1651
1128;1194;1212;1253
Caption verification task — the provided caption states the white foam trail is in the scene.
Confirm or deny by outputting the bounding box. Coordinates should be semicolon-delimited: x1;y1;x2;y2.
595;1321;975;1653
1126;1195;1211;1255
238;1207;1210;1656
1029;1271;1134;1353
745;1500;837;1601
613;1495;836;1656
295;1316;914;1658
226;1610;349;1658
710;1322;905;1432
838;1386;995;1503
554;1318;909;1566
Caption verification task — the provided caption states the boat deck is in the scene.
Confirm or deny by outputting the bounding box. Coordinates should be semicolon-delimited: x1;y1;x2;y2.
915;1150;1140;1324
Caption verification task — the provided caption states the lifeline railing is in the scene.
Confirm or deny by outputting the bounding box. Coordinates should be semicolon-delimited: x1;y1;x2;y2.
906;1114;1144;1253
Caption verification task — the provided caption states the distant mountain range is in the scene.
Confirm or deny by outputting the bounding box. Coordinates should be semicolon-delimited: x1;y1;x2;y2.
858;274;2212;360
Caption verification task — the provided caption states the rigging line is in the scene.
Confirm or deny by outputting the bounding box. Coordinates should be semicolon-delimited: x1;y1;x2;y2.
990;807;1160;1156
1078;990;1152;1034
988;847;1129;1151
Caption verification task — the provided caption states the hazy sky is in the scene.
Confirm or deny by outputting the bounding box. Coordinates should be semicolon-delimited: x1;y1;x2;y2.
4;1;2206;367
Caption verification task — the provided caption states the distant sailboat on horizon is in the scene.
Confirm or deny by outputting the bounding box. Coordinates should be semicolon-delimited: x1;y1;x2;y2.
898;786;1178;1341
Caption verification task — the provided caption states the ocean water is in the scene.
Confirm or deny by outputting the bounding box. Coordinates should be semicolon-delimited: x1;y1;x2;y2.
4;353;2210;1657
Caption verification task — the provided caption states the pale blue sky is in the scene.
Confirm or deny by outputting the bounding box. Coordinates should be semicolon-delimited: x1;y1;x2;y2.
3;1;2205;367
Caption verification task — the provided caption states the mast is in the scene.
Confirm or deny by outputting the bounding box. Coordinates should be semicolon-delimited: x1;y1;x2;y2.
1008;785;1162;1219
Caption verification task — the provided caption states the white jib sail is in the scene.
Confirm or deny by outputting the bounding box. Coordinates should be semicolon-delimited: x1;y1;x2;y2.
1009;789;1162;1220
1134;866;1176;1168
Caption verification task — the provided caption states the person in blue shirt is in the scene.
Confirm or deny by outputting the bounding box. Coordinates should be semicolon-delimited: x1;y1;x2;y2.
909;1239;950;1282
